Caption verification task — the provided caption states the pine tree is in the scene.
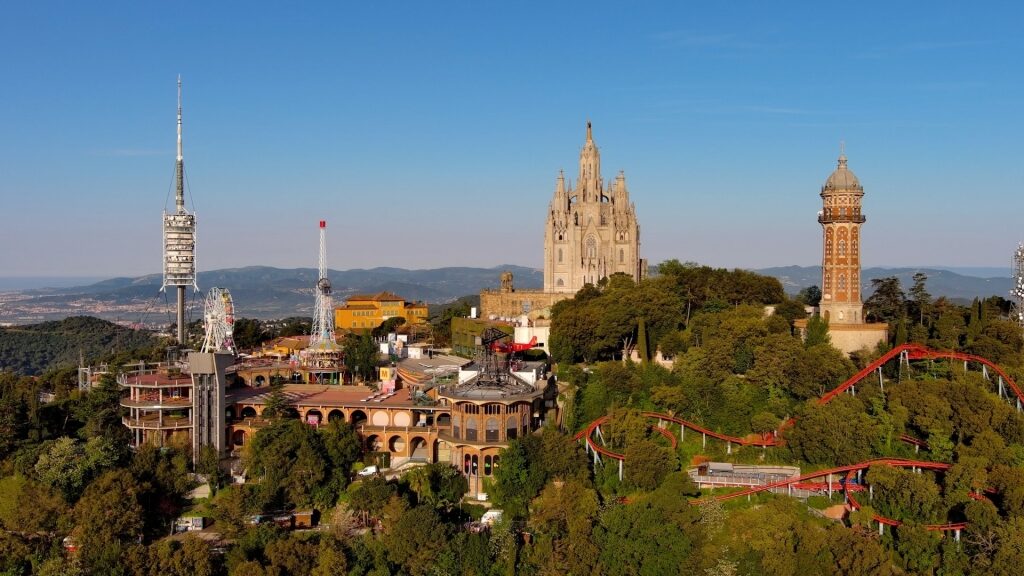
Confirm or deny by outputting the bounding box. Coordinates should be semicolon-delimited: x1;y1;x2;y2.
636;317;650;363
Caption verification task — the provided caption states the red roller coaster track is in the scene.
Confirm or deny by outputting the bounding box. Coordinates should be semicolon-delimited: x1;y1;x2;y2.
574;344;1021;532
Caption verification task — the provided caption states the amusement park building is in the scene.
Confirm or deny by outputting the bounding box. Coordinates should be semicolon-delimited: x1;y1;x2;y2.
335;291;429;331
225;352;555;497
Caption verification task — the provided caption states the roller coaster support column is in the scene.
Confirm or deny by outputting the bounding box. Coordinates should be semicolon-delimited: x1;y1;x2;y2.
878;522;884;536
680;425;684;441
998;377;1005;399
702;433;706;449
899;349;910;382
869;484;873;501
878;367;884;392
828;474;833;499
954;528;961;543
727;441;732;455
983;365;988;380
618;459;623;481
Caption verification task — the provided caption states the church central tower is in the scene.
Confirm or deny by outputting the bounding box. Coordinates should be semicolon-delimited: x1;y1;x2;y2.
818;149;865;324
543;123;643;293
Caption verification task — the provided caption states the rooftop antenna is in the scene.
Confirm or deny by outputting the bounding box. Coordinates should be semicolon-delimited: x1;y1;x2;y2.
161;75;198;346
1013;243;1024;329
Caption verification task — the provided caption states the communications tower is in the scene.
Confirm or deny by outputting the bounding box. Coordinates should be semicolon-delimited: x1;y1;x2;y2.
309;220;337;351
162;76;198;345
1013;243;1024;328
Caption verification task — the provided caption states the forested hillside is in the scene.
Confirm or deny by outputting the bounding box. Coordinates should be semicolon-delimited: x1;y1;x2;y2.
0;316;161;375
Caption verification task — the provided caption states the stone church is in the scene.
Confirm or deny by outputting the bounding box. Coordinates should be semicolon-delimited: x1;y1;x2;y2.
480;122;645;319
544;122;644;293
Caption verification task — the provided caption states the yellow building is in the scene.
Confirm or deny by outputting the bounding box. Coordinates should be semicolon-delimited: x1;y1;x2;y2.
335;291;429;331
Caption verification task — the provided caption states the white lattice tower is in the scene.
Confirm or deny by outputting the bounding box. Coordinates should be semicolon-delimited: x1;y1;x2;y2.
1013;243;1024;328
309;220;337;350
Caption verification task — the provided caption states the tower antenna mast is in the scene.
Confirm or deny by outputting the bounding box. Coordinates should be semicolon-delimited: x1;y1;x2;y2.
162;75;198;346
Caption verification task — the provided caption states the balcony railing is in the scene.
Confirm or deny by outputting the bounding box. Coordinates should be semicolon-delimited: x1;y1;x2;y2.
121;398;192;410
122;416;192;430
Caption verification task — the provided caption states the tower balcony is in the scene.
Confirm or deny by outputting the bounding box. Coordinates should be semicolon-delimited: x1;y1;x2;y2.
818;214;866;225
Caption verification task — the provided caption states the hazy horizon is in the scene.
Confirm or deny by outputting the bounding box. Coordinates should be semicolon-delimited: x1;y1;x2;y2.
0;263;1013;293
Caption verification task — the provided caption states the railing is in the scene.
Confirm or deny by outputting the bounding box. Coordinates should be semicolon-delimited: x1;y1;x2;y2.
120;398;192;409
122;416;192;430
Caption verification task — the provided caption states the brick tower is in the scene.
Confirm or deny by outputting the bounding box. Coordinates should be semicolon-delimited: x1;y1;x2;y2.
818;147;865;324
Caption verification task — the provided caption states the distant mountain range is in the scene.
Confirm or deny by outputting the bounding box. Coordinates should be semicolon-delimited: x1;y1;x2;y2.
0;266;542;324
755;266;1012;302
0;264;1010;325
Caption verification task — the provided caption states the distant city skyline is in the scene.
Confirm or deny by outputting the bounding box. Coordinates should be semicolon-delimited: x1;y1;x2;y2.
2;2;1022;276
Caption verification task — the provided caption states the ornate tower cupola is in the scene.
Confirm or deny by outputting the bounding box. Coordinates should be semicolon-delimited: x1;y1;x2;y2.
818;146;866;324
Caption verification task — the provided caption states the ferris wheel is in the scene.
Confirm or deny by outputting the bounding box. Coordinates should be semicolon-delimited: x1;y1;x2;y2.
202;287;236;353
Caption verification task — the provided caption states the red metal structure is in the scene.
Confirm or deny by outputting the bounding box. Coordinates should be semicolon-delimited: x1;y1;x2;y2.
574;344;1021;534
490;336;538;354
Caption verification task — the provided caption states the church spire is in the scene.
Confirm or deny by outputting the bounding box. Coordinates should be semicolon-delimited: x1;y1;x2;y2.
578;121;601;201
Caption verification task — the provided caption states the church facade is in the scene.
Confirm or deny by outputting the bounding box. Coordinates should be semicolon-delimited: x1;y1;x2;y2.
543;123;644;293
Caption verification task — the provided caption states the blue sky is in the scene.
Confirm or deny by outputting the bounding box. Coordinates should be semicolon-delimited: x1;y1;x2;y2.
1;1;1022;277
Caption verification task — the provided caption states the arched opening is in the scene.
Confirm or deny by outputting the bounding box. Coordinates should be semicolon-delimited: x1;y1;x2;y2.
506;415;518;440
436;413;451;427
232;430;246;446
410;437;428;460
371;412;390;426
254;375;266;387
558;248;563;263
619;248;624;263
486;417;499;442
463;454;471;475
282;407;300;419
556;279;564;287
392;411;411;427
351;410;368;427
435;440;447;463
465;417;477;442
305;410;323;426
241;407;258;419
225;407;235;422
366;435;383;452
291;371;303;383
388;436;406;454
471;455;479;476
452;414;461;438
327;409;344;422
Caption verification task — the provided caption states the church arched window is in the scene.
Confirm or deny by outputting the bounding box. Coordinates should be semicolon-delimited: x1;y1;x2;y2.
838;239;847;257
586;237;597;259
619;248;624;263
558;248;563;263
557;279;564;287
838;274;847;290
